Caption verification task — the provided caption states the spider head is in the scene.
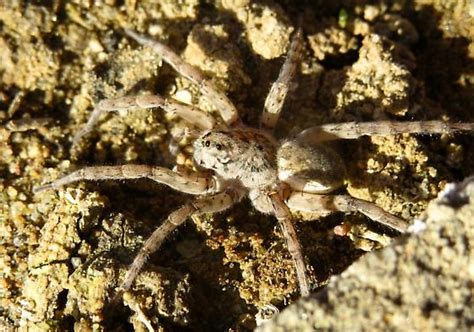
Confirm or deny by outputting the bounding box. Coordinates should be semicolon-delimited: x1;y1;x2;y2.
193;131;236;175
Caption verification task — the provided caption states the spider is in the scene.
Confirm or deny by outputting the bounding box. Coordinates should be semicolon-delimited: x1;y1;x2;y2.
34;28;474;307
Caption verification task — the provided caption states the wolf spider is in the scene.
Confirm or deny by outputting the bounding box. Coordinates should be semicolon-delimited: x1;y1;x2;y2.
34;28;474;306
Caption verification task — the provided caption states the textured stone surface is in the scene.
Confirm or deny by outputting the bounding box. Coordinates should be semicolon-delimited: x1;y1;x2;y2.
258;177;474;331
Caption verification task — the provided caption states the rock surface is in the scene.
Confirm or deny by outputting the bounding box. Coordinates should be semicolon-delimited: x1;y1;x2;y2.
258;177;474;331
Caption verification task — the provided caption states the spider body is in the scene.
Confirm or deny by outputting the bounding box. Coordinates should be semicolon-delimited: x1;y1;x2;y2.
194;127;347;214
33;27;474;310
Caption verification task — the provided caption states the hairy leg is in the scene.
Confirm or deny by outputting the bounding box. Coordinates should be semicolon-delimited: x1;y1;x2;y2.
33;165;223;195
269;192;310;297
72;94;216;146
110;188;245;307
287;192;409;233
296;121;474;143
260;29;302;130
125;29;239;126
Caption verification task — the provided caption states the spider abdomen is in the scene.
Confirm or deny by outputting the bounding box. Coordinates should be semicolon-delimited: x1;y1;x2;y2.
277;140;346;193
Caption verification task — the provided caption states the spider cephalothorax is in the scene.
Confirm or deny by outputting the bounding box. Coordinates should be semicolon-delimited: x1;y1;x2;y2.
194;129;278;189
34;27;474;311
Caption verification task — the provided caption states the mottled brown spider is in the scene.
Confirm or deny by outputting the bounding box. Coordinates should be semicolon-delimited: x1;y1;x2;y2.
34;28;474;307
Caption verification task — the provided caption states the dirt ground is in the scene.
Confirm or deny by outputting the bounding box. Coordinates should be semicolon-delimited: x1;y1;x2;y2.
0;0;473;331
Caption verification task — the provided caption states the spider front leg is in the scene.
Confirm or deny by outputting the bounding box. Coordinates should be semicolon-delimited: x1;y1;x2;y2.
286;192;409;233
296;120;474;143
33;165;222;195
260;28;302;131
269;192;311;297
110;187;245;308
124;29;240;126
72;94;217;146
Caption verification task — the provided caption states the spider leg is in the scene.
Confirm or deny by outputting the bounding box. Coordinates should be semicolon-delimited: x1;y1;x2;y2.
72;94;216;146
287;192;409;233
124;29;240;126
260;28;302;131
33;165;223;195
5;117;51;132
296;120;474;143
269;192;310;297
109;188;245;308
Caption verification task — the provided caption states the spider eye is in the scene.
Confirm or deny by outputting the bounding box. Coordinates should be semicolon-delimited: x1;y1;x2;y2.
205;140;211;147
216;144;222;150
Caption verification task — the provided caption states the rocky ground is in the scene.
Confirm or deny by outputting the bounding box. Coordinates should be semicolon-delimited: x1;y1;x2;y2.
257;176;474;331
0;0;473;330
